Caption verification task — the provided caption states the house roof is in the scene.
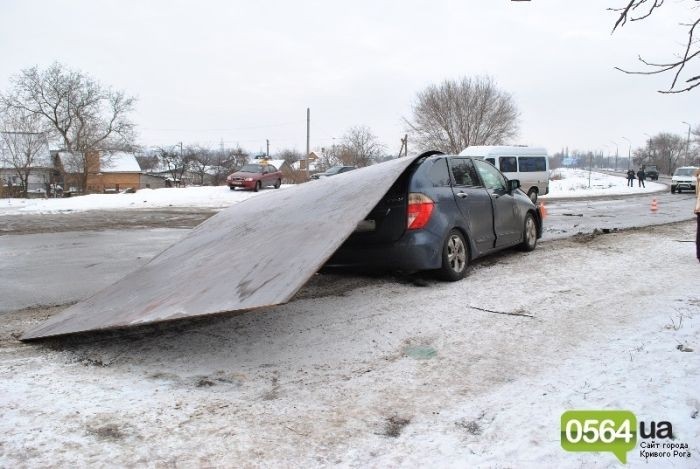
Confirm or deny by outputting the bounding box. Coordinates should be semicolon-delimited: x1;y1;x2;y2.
101;152;142;173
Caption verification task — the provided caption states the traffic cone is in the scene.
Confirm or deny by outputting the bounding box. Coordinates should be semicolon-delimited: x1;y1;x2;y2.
539;201;548;220
650;198;658;213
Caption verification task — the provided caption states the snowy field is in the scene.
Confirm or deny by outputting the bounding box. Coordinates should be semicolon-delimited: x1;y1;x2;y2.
0;169;667;216
1;222;697;467
542;168;666;199
0;185;291;215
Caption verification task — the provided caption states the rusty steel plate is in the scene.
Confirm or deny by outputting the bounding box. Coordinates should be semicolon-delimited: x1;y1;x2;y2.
22;156;419;341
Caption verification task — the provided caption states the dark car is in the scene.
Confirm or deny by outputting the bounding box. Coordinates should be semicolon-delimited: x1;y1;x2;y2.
645;165;659;181
227;163;283;192
327;152;543;281
311;165;356;180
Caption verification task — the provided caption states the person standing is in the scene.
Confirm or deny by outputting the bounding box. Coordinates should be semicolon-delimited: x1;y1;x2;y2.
637;166;646;188
695;168;700;262
626;169;635;187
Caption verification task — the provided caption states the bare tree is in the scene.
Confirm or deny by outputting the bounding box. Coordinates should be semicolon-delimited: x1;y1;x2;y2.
276;148;303;165
405;76;520;154
634;132;687;172
339;126;385;167
188;146;214;185
0;109;50;198
0;62;136;189
157;145;193;186
611;1;700;93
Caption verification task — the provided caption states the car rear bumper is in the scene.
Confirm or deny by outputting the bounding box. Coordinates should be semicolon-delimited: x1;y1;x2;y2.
327;229;444;271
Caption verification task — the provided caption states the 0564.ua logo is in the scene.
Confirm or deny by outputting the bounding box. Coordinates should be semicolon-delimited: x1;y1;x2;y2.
561;410;689;463
561;410;637;463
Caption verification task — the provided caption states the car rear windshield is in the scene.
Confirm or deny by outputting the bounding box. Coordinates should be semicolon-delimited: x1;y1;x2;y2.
674;168;695;176
326;166;345;175
240;164;263;173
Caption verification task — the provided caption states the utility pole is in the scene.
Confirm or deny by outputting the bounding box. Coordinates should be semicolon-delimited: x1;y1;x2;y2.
266;139;270;158
682;121;691;166
306;108;310;179
622;137;630;170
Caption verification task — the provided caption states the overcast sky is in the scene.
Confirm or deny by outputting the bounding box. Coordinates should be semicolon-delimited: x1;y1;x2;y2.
1;0;697;156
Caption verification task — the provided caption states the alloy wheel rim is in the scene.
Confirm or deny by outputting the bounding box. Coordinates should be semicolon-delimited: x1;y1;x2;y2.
447;235;466;272
526;217;536;247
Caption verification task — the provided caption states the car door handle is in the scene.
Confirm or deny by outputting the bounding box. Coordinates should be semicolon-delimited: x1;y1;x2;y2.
491;194;500;199
457;192;468;199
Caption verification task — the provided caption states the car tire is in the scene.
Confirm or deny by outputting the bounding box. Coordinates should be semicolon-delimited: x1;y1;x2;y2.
520;213;538;252
253;181;261;192
437;229;468;282
527;188;538;203
229;186;235;191
274;179;281;189
671;186;676;194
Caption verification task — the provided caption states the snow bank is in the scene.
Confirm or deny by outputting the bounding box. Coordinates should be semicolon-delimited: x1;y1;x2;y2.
542;168;665;199
0;185;291;215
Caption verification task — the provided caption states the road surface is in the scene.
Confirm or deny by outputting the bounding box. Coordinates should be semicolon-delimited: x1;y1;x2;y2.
1;191;696;313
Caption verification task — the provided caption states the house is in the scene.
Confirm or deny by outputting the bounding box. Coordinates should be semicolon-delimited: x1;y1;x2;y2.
0;132;57;198
85;151;142;193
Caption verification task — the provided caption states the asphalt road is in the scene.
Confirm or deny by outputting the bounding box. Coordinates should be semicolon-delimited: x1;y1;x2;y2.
0;191;697;313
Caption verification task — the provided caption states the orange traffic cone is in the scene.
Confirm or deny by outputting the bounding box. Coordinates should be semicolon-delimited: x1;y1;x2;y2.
650;198;658;213
538;201;548;220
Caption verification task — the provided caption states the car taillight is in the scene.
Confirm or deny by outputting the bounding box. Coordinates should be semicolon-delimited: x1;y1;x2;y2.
407;193;434;230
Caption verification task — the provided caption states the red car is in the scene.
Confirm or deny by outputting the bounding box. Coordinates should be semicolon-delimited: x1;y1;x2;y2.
227;163;283;191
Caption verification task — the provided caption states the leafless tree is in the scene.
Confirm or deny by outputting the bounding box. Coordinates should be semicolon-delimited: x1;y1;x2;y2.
157;145;193;186
0;109;50;197
188;146;215;185
634;132;688;172
611;0;700;93
0;62;136;189
405;76;520;154
276;148;303;165
339;126;385;167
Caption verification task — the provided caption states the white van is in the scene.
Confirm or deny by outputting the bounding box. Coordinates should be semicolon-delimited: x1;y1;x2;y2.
459;146;550;202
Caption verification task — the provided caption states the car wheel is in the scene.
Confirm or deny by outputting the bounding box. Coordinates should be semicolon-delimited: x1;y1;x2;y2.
520;213;537;252
253;181;261;192
229;186;235;191
527;188;538;203
437;229;468;281
274;179;281;189
671;186;676;194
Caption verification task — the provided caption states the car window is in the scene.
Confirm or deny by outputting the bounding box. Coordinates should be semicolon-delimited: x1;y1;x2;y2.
518;157;546;172
474;159;507;191
428;158;451;187
267;165;277;172
240;164;263;173
499;156;517;173
449;158;480;187
485;158;495;166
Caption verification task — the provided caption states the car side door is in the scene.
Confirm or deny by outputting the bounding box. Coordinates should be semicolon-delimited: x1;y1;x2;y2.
447;157;495;254
473;159;521;247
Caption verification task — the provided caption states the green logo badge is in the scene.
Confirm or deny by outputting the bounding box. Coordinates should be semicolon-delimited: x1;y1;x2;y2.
561;410;637;463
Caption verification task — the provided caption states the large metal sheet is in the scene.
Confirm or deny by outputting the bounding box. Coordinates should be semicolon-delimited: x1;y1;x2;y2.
22;156;419;341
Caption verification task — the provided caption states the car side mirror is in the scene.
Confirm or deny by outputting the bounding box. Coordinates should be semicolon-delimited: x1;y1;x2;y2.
508;179;520;192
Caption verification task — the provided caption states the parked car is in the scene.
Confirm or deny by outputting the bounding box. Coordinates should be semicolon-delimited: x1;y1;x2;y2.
328;152;543;281
459;146;550;203
671;166;699;193
645;165;659;181
311;165;356;179
227;163;283;191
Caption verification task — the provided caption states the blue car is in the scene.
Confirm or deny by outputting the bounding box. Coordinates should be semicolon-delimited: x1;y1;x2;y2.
328;151;543;281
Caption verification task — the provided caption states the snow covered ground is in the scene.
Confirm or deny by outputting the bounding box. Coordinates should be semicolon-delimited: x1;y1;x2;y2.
542;168;666;199
1;221;697;467
0;185;291;215
0;169;667;216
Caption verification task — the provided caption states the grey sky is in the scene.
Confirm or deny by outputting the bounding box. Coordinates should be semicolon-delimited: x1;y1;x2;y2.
1;0;697;156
